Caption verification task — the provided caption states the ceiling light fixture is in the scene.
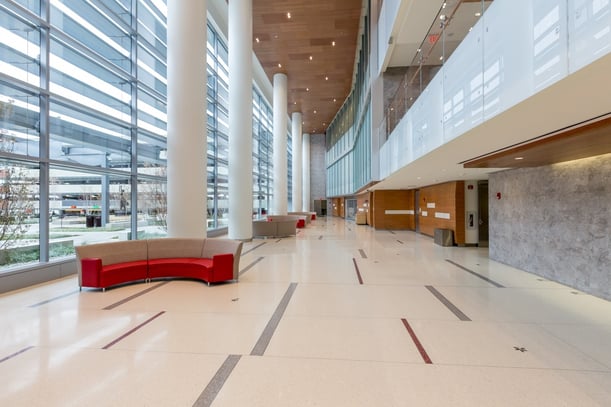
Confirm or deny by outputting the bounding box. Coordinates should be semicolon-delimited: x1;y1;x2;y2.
325;76;328;81
287;12;291;19
475;12;482;17
255;37;260;43
332;41;336;46
278;63;282;68
309;55;313;61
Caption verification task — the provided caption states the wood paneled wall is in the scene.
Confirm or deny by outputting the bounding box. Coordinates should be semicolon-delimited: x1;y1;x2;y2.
418;181;465;245
371;190;415;230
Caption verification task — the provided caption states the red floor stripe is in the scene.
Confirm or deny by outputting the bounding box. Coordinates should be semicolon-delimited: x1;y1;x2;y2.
401;318;432;364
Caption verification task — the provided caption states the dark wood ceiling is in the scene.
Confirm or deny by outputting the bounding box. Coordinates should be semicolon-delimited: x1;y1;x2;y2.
252;0;363;134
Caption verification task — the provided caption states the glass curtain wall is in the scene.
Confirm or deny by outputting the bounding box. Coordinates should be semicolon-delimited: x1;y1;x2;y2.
1;0;170;270
326;8;371;197
252;87;273;218
0;0;279;272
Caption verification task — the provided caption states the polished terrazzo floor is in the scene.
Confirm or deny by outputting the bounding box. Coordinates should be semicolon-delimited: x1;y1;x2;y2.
1;217;611;406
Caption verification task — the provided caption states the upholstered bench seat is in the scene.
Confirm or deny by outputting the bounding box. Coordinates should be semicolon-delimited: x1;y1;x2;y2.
75;238;242;290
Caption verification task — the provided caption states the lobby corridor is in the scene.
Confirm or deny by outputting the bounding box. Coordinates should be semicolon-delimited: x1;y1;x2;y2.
1;217;610;406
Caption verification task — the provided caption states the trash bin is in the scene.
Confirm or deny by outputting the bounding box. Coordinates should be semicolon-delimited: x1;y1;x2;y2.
85;215;94;228
434;228;454;246
94;216;102;227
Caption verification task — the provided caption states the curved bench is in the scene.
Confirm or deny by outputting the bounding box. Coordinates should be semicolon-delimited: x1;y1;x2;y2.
75;238;243;291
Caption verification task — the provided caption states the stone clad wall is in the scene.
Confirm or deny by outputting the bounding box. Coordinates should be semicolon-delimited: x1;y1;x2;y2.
310;133;327;209
489;154;611;300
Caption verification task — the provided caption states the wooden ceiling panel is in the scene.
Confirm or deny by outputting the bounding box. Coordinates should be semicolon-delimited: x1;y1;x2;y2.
253;0;362;134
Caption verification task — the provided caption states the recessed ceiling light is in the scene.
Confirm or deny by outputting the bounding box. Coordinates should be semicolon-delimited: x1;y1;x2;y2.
475;12;481;17
313;110;317;114
306;87;310;92
309;55;313;61
325;76;328;81
332;41;336;46
333;98;337;102
255;37;260;43
515;157;524;160
287;12;291;19
278;63;282;68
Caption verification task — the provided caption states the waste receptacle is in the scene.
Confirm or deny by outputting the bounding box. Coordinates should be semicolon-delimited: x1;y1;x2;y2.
434;228;454;246
94;216;102;227
85;215;94;228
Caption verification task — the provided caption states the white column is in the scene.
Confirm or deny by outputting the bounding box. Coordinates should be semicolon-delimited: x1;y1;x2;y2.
166;0;207;238
228;0;253;240
272;73;288;215
291;112;302;212
302;133;311;211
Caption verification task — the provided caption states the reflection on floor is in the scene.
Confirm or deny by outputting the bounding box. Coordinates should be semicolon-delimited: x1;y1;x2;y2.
1;217;610;406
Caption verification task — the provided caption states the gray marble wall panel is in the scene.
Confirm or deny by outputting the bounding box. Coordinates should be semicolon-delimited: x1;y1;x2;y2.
310;133;327;208
489;153;611;300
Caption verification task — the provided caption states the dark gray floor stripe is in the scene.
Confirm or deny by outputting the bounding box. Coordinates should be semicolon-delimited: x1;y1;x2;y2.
397;240;404;244
103;281;171;310
193;354;242;407
241;242;266;256
0;346;34;364
352;258;364;285
250;282;298;356
425;285;471;321
239;256;264;276
275;238;282;243
102;311;165;349
358;249;367;259
445;259;505;288
29;290;79;307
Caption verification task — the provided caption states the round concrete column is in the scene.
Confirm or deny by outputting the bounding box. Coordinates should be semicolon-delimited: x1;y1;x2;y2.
228;0;253;240
166;0;207;237
302;133;311;211
291;112;302;212
272;73;288;215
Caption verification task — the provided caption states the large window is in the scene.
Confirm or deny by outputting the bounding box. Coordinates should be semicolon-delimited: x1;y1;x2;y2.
1;0;169;271
1;1;282;272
